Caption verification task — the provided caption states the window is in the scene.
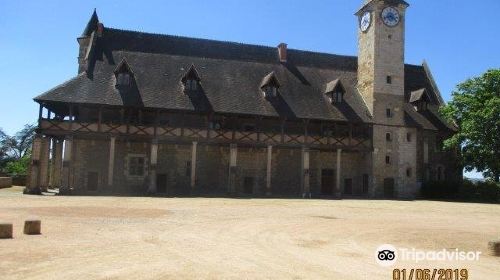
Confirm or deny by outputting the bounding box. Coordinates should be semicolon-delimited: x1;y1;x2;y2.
264;86;277;98
386;76;392;84
437;166;445;181
386;108;393;118
385;155;391;165
334;91;343;103
362;174;369;194
128;156;145;176
407;132;412;142
386;132;392;142
117;73;130;86
185;161;192;177
416;101;428;111
185;79;198;91
406;168;412;177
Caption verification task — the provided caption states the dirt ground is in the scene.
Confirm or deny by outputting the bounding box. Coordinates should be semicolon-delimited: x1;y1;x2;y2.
1;186;499;280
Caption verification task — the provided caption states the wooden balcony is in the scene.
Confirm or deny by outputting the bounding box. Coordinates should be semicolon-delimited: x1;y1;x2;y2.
39;119;372;151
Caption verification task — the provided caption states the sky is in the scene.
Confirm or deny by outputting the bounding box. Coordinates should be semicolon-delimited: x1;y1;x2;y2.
0;0;498;178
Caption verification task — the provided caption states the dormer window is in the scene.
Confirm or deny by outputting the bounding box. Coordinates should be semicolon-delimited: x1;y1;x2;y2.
260;72;281;99
185;79;198;91
182;64;202;93
410;88;431;112
114;59;135;89
117;73;130;86
325;79;346;104
264;85;278;98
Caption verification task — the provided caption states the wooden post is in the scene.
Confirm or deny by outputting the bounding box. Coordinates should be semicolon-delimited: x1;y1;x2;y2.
68;104;74;131
266;145;272;196
108;137;116;187
148;140;158;194
49;138;63;188
228;144;237;194
27;135;43;193
190;141;198;190
301;147;310;198
38;104;43;127
98;107;103;132
39;136;50;192
61;136;73;191
336;148;342;198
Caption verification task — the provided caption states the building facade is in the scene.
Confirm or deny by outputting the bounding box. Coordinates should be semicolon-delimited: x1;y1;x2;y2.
27;0;461;198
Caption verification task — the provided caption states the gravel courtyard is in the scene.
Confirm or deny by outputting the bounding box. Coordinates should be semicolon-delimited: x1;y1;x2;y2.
1;186;499;279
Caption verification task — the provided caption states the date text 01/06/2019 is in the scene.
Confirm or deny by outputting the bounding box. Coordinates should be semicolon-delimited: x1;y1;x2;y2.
393;269;468;280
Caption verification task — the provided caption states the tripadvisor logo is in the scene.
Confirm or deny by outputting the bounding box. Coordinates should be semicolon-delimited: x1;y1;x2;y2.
375;244;481;267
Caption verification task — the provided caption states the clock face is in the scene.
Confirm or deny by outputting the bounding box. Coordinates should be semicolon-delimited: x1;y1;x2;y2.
360;11;371;32
381;7;400;27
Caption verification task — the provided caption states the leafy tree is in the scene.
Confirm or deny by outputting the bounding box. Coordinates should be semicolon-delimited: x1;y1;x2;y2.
2;124;36;159
441;69;500;182
0;128;8;170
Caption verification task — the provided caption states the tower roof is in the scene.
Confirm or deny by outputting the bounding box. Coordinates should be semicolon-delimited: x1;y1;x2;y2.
356;0;409;15
82;9;99;37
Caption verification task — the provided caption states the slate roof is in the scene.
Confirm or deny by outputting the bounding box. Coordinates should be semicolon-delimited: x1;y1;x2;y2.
35;22;452;130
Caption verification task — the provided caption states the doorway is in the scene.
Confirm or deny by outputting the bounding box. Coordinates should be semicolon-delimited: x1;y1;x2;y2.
87;172;98;192
321;169;335;195
384;178;395;198
243;177;254;194
156;174;167;194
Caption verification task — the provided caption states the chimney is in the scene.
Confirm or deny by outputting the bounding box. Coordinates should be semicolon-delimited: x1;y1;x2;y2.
97;23;104;37
278;43;287;63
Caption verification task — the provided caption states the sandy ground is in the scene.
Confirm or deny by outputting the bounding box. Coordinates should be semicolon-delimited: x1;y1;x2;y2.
1;186;499;280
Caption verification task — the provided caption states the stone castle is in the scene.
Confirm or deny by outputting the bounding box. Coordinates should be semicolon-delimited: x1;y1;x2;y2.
26;0;461;198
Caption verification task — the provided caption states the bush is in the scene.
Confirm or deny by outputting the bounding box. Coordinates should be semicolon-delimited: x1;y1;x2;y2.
421;181;460;199
422;179;500;203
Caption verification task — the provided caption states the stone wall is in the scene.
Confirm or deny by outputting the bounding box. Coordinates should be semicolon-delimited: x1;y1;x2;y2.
0;177;12;189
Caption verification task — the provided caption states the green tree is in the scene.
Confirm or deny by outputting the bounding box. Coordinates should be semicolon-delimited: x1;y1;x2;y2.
441;69;500;182
2;124;36;159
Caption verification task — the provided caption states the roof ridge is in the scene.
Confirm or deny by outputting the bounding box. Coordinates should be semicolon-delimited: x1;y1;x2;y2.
104;27;357;61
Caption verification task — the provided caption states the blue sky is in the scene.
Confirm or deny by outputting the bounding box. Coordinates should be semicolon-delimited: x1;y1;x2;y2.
0;0;498;178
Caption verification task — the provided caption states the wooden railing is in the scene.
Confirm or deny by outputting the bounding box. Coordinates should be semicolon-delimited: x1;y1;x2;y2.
40;119;372;151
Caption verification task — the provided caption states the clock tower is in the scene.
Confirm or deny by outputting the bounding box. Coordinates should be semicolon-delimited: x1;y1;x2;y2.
356;0;418;198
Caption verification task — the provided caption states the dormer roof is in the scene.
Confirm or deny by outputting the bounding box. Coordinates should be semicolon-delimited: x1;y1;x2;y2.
181;64;201;83
409;88;430;103
324;79;346;94
260;71;281;89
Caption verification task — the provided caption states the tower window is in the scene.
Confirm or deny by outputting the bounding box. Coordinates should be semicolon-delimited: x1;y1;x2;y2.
386;76;392;84
386;108;393;118
406;168;412;177
386;132;392;142
385;155;391;165
407;133;412;142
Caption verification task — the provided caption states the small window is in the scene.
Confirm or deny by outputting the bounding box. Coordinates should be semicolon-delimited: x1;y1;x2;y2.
386;132;392;142
385;155;391;165
407;133;412;142
128;156;145;176
334;91;343;103
386;108;393;118
386;76;392;84
117;73;130;86
264;86;277;98
185;79;198;91
185;161;192;177
406;168;412;177
362;174;369;194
